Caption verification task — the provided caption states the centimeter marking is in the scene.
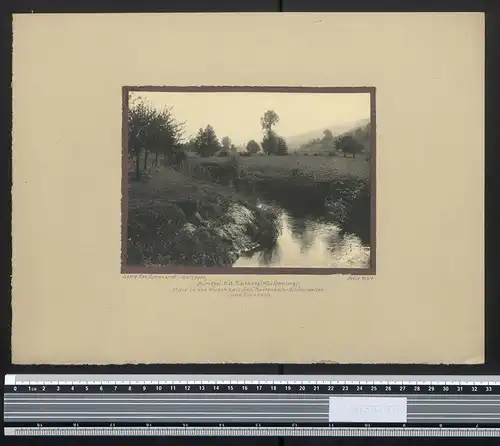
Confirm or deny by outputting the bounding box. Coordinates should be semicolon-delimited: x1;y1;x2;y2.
7;374;500;385
5;427;500;437
7;375;500;385
6;375;500;395
6;384;499;394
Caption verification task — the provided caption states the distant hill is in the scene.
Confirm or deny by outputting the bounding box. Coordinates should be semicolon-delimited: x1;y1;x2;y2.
284;118;370;151
293;121;372;155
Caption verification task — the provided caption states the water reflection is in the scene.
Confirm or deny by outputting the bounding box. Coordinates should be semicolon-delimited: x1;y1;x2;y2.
234;202;370;268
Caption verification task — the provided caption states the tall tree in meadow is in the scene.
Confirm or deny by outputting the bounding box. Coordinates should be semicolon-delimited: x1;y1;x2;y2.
262;131;278;155
260;110;279;133
260;110;280;155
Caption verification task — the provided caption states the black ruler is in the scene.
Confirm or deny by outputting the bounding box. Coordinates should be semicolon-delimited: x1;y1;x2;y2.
5;374;500;437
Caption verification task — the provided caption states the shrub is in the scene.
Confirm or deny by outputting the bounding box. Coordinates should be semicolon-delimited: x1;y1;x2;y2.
246;139;261;154
287;167;316;182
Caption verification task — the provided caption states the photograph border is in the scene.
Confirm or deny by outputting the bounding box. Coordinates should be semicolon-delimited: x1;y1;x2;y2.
121;85;376;275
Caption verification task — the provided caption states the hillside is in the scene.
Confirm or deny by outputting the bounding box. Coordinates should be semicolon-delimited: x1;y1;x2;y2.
285;118;370;151
295;121;372;155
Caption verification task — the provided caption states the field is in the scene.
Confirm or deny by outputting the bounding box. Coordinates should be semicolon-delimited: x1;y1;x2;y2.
188;153;370;181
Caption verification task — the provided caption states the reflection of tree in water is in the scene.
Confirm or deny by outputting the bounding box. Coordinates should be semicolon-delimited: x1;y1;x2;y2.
325;230;343;253
238;250;254;259
240;244;281;266
238;243;282;266
288;216;317;254
238;204;282;265
256;243;282;266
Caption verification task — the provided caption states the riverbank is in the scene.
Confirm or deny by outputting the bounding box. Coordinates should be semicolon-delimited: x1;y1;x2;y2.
126;167;281;267
188;154;371;244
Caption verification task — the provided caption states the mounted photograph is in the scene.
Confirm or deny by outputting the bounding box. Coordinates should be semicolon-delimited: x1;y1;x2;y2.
123;87;375;273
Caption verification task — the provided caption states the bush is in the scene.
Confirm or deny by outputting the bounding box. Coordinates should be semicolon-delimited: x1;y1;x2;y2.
246;139;261;155
287;167;316;182
127;203;188;265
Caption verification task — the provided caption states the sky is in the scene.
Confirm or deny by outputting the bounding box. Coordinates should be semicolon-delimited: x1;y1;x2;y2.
130;91;370;147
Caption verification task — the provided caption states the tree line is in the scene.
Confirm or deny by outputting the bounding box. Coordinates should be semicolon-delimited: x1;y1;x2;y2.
128;97;366;180
128;98;295;178
128;96;185;180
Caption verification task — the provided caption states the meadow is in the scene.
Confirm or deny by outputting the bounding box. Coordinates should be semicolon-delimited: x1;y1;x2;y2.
188;152;370;182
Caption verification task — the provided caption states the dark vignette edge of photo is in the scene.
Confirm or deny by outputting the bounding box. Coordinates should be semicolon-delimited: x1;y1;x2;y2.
120;85;376;276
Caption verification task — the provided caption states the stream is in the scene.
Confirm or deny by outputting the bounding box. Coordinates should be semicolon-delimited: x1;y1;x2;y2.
233;201;370;268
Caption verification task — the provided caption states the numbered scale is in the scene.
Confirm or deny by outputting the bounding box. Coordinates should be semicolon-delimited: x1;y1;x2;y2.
4;374;500;437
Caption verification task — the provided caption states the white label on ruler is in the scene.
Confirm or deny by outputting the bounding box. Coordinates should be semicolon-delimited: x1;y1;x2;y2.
329;397;407;423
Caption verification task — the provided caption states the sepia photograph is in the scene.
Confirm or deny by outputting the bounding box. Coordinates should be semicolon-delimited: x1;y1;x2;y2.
13;13;483;366
123;87;375;272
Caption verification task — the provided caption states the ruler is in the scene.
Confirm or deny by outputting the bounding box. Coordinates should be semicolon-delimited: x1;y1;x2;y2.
5;374;500;437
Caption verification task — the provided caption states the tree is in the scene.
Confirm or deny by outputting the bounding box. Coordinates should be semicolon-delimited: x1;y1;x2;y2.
335;134;364;158
260;110;280;132
194;128;206;155
158;108;185;164
262;130;279;155
221;136;231;150
194;125;221;157
276;136;288;156
128;98;153;180
128;97;185;180
246;139;261;154
260;110;281;155
145;108;184;168
322;129;334;148
262;131;288;156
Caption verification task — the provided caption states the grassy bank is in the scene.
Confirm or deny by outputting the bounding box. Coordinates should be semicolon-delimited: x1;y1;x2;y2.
126;167;281;267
